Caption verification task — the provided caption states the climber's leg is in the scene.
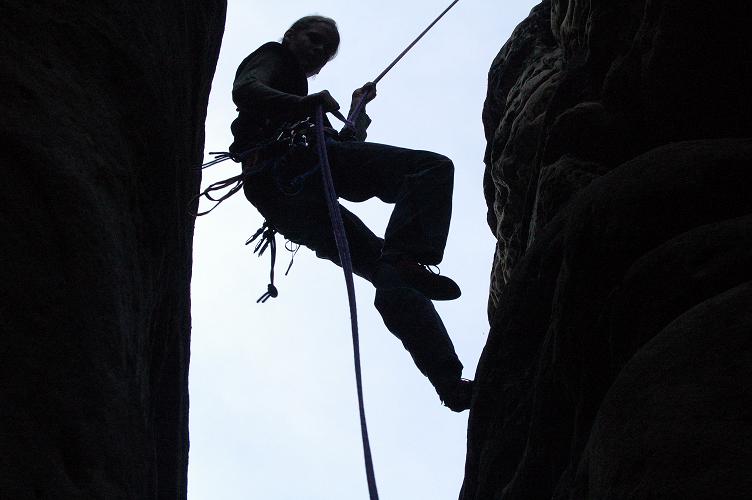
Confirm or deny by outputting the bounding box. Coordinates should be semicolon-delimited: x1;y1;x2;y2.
325;140;454;265
373;288;464;389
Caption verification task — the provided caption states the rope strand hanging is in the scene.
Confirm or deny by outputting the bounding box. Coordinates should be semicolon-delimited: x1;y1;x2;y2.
313;3;464;498
314;105;379;500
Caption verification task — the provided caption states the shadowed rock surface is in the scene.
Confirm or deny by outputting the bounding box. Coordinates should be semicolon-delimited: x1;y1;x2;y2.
0;2;226;498
465;1;752;498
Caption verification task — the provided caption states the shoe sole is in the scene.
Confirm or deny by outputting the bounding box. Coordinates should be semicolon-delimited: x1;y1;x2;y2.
373;263;461;301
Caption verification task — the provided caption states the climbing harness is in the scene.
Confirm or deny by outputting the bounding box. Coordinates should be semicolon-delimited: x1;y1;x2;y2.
195;2;465;497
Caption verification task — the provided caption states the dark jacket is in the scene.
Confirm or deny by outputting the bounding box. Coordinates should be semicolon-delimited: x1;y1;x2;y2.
230;42;370;154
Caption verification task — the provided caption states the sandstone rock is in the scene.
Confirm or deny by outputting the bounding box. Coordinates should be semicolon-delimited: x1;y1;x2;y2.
0;2;226;498
466;0;752;498
573;283;752;499
483;2;562;302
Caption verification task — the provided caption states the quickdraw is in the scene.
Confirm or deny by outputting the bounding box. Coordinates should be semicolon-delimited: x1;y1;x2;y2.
275;117;316;148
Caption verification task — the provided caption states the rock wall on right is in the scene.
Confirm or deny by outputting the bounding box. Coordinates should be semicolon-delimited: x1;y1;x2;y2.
464;1;752;499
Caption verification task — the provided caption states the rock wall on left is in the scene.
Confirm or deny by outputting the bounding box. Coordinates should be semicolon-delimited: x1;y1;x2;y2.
0;2;226;498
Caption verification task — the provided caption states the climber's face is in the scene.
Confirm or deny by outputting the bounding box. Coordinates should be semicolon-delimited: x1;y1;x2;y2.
283;22;340;77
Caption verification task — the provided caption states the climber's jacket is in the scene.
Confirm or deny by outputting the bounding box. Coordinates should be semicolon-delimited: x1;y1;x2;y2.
230;41;371;156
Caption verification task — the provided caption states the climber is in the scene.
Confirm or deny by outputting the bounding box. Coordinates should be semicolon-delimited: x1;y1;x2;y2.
230;15;472;411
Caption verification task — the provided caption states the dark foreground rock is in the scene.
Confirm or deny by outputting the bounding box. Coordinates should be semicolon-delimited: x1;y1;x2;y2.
465;1;752;499
0;2;226;498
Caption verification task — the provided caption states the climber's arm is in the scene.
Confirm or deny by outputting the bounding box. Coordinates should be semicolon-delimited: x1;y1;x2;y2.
339;82;377;142
232;44;340;121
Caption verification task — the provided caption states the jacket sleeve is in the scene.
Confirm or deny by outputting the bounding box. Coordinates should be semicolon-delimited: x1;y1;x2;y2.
337;111;372;142
231;45;310;121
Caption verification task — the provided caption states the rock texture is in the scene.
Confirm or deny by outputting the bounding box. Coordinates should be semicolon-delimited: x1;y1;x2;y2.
0;2;225;498
465;1;752;498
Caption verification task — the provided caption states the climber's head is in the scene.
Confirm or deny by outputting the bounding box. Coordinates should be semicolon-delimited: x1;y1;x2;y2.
283;16;340;77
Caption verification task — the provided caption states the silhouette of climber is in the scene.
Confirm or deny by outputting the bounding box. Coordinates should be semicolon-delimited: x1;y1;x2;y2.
231;15;472;411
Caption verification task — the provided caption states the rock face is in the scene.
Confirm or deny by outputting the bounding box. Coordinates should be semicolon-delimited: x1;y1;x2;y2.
465;1;752;499
0;2;225;498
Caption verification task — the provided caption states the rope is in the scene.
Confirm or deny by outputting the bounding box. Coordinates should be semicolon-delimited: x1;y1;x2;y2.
344;0;462;131
192;172;246;216
314;105;379;500
200;152;235;169
316;0;465;481
373;0;462;85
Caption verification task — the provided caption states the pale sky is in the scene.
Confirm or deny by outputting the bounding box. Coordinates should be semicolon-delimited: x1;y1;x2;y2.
189;2;538;499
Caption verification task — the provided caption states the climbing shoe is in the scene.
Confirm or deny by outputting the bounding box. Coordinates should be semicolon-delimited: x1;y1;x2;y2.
438;379;474;412
373;255;461;301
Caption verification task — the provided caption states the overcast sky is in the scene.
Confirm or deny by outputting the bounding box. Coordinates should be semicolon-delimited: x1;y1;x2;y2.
189;1;538;499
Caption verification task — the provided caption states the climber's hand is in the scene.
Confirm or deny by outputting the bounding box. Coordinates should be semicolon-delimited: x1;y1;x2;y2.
352;82;377;104
303;90;340;113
